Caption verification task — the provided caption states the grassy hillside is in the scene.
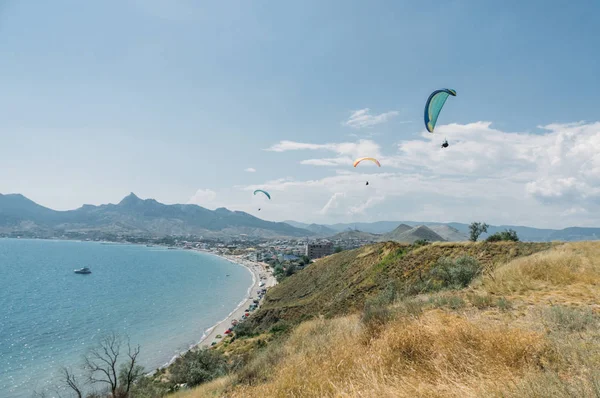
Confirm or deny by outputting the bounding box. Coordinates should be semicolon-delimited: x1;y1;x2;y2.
177;241;600;398
329;229;380;241
245;241;550;332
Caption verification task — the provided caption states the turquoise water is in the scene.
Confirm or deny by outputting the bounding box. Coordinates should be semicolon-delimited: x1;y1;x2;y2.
0;239;252;398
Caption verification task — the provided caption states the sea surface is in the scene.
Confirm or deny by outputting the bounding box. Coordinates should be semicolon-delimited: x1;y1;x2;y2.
0;239;252;398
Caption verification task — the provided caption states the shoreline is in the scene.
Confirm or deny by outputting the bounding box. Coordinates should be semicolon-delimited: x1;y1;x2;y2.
161;249;276;369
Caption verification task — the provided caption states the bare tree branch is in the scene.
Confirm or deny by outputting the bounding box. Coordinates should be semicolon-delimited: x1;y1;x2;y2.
83;332;122;397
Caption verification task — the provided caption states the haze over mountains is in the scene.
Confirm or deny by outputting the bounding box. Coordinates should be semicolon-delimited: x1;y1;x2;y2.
2;193;600;242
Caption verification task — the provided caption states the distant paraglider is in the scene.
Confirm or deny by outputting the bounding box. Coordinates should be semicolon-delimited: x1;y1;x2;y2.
441;139;449;149
353;157;381;168
253;189;271;200
253;190;270;212
424;88;456;133
366;181;369;186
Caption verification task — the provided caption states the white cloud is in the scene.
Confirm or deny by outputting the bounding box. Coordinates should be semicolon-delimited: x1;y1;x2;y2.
343;108;400;129
241;121;600;227
183;121;600;228
187;189;217;206
245;167;256;172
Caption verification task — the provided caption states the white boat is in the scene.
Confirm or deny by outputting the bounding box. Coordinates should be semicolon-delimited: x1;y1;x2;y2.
74;267;92;274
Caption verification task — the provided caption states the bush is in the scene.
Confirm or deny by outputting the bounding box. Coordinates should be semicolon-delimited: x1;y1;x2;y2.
486;229;519;242
170;348;229;387
543;305;596;332
412;239;430;247
361;283;398;332
428;255;482;290
497;297;512;311
334;246;343;253
233;321;258;338
130;377;169;398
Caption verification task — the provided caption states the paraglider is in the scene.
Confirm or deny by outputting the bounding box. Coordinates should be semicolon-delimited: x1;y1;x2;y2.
424;89;456;133
441;139;449;149
253;190;270;212
253;190;271;200
353;157;381;168
366;181;369;186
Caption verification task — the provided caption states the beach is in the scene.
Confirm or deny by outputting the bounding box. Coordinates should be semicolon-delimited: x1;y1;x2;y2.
193;252;276;348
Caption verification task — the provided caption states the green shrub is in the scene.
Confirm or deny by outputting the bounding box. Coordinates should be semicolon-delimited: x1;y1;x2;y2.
412;239;430;247
361;283;398;331
169;348;229;387
428;255;482;290
486;229;519;242
497;297;512;311
130;376;169;398
233;321;258;338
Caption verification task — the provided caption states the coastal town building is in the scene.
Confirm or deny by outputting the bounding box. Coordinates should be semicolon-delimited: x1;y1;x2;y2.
306;242;333;259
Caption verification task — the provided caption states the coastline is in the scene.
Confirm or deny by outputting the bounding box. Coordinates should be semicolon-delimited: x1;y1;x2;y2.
162;249;276;368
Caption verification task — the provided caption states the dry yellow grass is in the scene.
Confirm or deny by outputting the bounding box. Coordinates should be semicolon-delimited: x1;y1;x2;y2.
175;242;600;398
480;242;600;300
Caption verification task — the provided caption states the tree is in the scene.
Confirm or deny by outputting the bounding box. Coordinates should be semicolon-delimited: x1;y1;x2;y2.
469;222;489;242
59;367;84;398
334;246;343;253
84;332;142;397
301;255;311;264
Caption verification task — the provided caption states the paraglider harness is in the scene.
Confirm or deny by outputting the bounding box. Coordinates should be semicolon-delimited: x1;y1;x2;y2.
441;138;449;149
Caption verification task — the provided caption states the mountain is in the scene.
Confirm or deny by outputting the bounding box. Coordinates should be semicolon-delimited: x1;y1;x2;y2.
330;230;380;241
428;225;469;241
0;193;313;238
284;220;600;242
379;225;446;243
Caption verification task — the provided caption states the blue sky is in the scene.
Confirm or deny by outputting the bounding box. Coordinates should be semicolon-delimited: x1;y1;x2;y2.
1;0;599;228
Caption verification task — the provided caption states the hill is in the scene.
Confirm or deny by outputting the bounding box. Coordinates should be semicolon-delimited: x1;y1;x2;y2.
245;241;550;332
329;229;380;241
0;193;312;238
379;225;445;243
188;242;600;398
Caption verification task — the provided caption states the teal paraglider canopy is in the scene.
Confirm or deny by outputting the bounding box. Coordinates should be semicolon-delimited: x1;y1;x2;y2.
253;190;271;200
424;89;457;133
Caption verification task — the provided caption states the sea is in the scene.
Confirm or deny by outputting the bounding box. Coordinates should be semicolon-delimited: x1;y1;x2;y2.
0;239;253;398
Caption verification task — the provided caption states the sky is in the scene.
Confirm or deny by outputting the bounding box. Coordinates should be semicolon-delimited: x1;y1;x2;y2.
1;0;599;228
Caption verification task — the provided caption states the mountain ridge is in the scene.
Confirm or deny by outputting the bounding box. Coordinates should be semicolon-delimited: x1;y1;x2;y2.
0;193;312;238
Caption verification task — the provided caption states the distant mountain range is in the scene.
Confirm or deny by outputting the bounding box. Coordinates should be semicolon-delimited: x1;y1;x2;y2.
0;193;312;238
2;192;600;242
285;220;600;242
378;224;447;243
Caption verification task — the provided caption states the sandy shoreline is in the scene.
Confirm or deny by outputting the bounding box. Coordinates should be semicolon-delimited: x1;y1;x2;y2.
162;249;276;368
